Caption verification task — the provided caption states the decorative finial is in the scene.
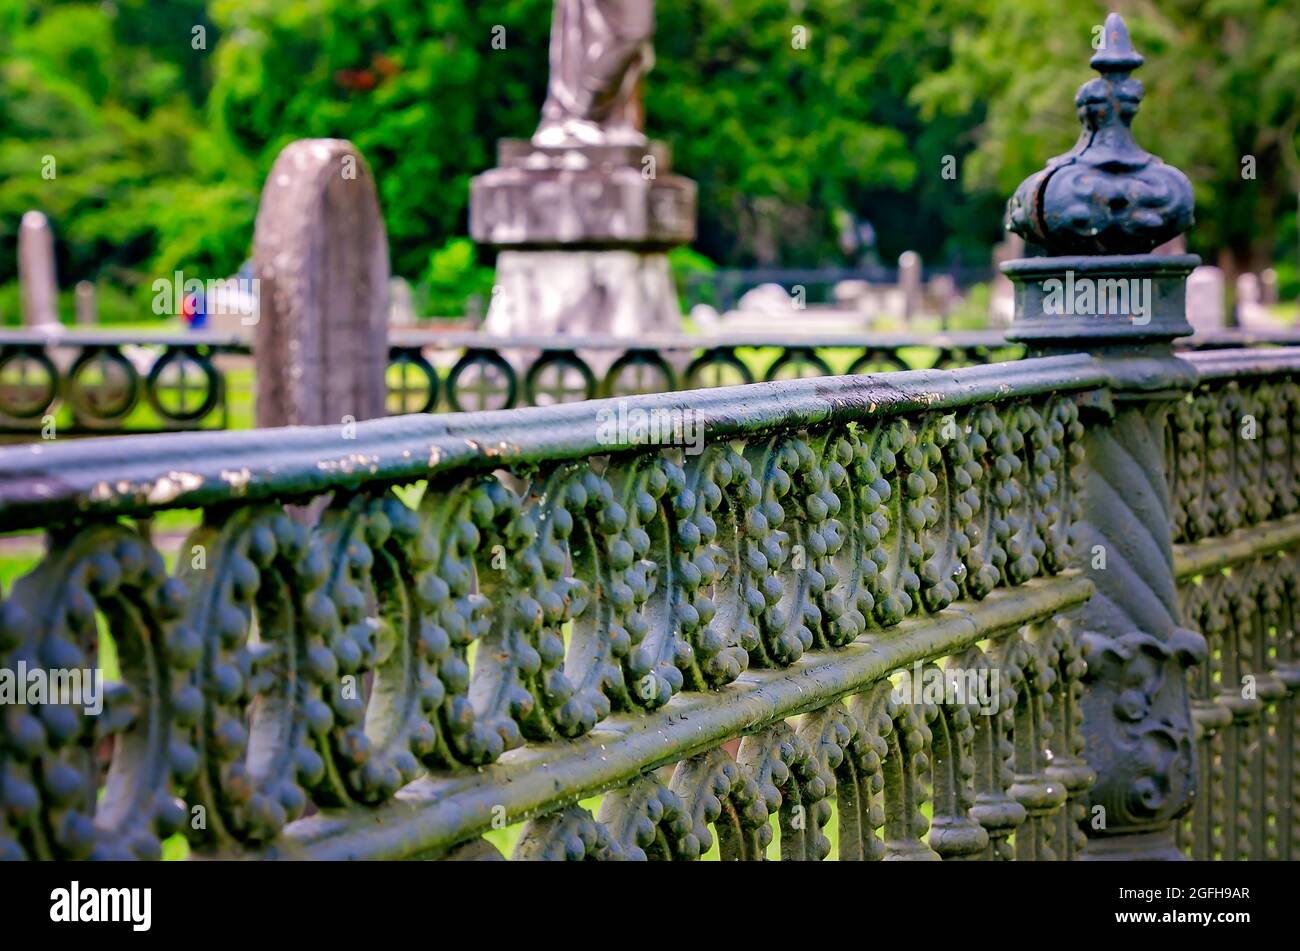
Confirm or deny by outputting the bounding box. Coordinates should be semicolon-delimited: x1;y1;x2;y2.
1005;12;1193;255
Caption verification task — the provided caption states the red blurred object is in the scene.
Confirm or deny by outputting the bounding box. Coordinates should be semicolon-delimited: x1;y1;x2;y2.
334;68;377;91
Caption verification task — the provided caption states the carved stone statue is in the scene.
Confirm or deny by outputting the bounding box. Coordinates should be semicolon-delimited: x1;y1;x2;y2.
533;0;654;147
470;0;693;340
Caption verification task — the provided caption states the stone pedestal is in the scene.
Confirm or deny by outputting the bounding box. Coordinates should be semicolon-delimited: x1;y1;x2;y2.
484;249;680;337
470;140;695;337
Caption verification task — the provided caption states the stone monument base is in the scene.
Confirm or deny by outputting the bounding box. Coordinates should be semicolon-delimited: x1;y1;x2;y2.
483;249;681;337
471;141;695;249
471;138;695;338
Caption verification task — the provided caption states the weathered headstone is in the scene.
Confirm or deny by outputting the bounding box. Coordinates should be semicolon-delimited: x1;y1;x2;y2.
928;274;957;327
388;277;416;328
74;281;97;326
898;251;922;323
737;283;796;313
1236;271;1280;328
832;280;872;310
1261;268;1279;305
19;211;60;330
252;139;389;428
988;232;1024;326
1152;234;1187;255
1185;265;1225;332
689;302;720;333
471;0;694;337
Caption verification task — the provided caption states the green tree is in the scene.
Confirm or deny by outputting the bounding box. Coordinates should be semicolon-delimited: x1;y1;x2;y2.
2;0;1295;321
0;0;226;318
913;0;1300;295
207;0;549;278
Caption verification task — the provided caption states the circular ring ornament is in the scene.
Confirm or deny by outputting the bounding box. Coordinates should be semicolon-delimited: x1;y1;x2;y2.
67;346;140;425
765;348;833;381
525;351;597;405
0;346;58;419
684;349;753;389
146;347;221;423
446;350;518;412
385;350;440;415
604;350;676;398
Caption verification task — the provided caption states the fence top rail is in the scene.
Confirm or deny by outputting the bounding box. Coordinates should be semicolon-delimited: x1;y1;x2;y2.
0;328;251;350
4;327;1296;353
0;328;1015;350
0;353;1106;531
1179;346;1300;381
388;328;1015;350
0;327;1013;352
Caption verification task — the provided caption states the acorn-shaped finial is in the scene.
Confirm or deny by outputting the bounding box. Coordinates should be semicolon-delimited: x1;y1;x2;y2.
1005;12;1193;255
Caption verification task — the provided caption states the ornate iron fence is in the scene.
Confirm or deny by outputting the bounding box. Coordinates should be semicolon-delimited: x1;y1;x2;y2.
1169;349;1300;860
4;327;1293;435
0;356;1101;859
0;331;243;435
0;14;1297;862
0;328;1022;435
4;340;1297;860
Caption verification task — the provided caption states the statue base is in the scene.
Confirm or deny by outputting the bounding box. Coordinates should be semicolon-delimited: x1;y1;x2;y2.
483;249;682;337
471;138;696;338
470;140;696;250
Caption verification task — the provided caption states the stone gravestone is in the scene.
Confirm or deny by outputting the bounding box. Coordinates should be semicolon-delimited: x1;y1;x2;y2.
74;281;97;326
388;277;417;328
928;274;957;327
19;211;60;330
1185;266;1225;333
252;139;389;428
471;0;695;338
1236;272;1280;328
1261;268;1279;305
1152;234;1187;255
898;251;922;324
988;233;1023;326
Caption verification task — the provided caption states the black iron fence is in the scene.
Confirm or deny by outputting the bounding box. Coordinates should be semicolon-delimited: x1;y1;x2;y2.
2;327;1294;436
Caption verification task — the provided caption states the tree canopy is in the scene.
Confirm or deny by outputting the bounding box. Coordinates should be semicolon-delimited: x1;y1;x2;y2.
0;0;1295;320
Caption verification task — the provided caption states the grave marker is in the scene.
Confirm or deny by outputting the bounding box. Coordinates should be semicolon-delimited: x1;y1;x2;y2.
19;211;59;330
251;139;389;428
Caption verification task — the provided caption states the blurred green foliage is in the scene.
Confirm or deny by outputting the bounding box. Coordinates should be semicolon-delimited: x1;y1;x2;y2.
421;236;494;318
0;0;1295;324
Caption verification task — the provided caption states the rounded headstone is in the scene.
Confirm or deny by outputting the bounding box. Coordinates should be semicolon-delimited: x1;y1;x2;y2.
19;211;60;329
252;139;389;427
